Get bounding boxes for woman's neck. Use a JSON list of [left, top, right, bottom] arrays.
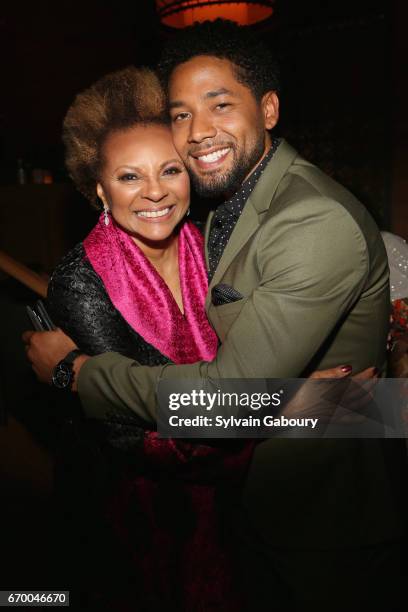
[[132, 233, 178, 269]]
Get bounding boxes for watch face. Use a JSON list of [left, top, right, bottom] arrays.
[[52, 362, 72, 389]]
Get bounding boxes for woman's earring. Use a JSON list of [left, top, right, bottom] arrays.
[[186, 208, 190, 217], [103, 204, 110, 226]]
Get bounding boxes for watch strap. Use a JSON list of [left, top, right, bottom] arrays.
[[52, 349, 83, 390], [62, 349, 83, 365]]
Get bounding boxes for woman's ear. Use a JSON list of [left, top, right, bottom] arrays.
[[96, 183, 108, 208], [262, 91, 279, 131]]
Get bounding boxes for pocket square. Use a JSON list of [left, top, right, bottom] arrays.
[[211, 284, 244, 306]]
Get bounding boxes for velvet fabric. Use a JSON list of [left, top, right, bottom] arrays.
[[83, 215, 218, 364]]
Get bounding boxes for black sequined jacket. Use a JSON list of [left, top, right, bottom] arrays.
[[47, 240, 178, 461], [47, 242, 171, 367]]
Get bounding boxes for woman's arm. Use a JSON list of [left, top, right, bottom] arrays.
[[47, 243, 140, 358]]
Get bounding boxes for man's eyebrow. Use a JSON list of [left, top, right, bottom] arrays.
[[204, 87, 233, 99], [169, 88, 234, 110]]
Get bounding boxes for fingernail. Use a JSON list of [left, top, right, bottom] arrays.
[[340, 365, 352, 373]]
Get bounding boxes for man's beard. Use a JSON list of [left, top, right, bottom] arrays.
[[187, 135, 266, 199]]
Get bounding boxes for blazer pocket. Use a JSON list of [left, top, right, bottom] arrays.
[[213, 297, 247, 328], [209, 298, 247, 343], [211, 283, 244, 306]]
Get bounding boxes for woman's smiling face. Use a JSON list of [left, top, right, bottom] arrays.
[[97, 123, 190, 246]]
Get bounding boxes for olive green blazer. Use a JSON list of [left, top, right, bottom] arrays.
[[78, 140, 406, 547]]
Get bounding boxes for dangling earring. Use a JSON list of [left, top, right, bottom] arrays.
[[186, 208, 190, 217], [103, 204, 110, 226]]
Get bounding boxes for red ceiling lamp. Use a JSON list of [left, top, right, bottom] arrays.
[[156, 1, 275, 28]]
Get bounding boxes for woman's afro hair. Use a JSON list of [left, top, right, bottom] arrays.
[[63, 66, 167, 206]]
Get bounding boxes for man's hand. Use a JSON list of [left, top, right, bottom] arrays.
[[22, 328, 79, 385]]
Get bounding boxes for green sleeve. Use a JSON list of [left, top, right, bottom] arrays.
[[78, 197, 369, 423]]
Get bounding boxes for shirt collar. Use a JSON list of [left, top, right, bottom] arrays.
[[223, 137, 280, 215]]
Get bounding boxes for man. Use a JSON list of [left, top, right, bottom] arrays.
[[25, 20, 405, 611]]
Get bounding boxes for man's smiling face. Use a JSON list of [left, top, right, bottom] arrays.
[[168, 55, 278, 198]]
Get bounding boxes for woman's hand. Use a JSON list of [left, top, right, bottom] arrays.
[[22, 328, 78, 384], [282, 365, 378, 423], [309, 365, 378, 380]]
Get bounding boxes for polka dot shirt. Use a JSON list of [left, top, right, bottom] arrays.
[[207, 138, 280, 281]]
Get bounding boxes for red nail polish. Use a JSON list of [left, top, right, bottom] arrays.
[[340, 365, 352, 373]]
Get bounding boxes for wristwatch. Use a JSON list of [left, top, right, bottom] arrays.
[[52, 349, 83, 390]]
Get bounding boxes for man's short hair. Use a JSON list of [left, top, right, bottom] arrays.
[[157, 18, 281, 101]]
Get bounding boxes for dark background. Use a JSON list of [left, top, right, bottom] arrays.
[[0, 0, 407, 598], [0, 0, 407, 259]]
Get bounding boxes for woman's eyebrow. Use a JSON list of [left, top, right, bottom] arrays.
[[114, 165, 142, 172], [169, 99, 184, 110], [159, 158, 183, 170], [113, 160, 183, 173]]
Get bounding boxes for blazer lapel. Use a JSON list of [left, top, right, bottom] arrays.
[[205, 139, 299, 309], [204, 210, 214, 270], [248, 139, 299, 215]]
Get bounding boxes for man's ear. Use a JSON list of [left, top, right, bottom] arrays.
[[261, 91, 279, 130], [96, 183, 108, 208]]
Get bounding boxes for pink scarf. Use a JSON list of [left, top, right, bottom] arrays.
[[83, 215, 218, 364]]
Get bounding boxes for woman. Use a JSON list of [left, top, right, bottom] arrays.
[[48, 66, 250, 612], [47, 67, 367, 610]]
